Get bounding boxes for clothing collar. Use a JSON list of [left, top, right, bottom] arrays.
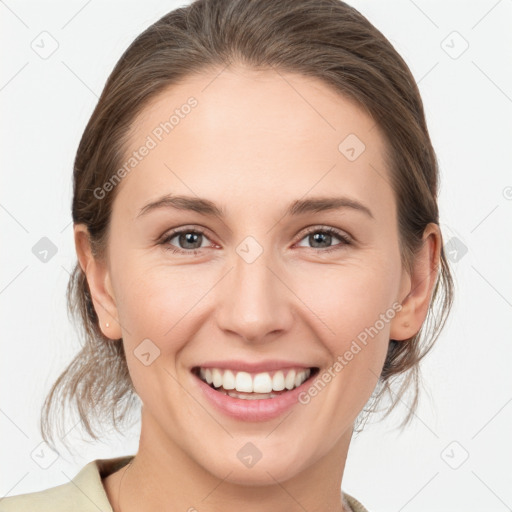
[[71, 455, 134, 512]]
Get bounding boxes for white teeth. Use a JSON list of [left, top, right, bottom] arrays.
[[225, 390, 278, 400], [285, 369, 296, 390], [202, 368, 213, 384], [253, 372, 273, 393], [198, 367, 312, 393], [222, 370, 236, 390], [272, 371, 286, 391], [294, 371, 305, 388], [235, 371, 253, 392], [212, 368, 223, 388]]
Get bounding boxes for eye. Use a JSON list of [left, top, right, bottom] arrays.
[[295, 226, 352, 253], [159, 225, 352, 256], [160, 227, 214, 255]]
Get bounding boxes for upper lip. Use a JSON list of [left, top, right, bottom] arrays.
[[192, 360, 318, 373]]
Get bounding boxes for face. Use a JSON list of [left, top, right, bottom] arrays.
[[84, 66, 417, 484]]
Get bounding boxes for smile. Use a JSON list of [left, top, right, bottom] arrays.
[[192, 366, 319, 399]]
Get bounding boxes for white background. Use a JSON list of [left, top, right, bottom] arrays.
[[1, 1, 511, 510]]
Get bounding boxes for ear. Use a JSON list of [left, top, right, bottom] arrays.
[[74, 224, 122, 340], [390, 222, 441, 341]]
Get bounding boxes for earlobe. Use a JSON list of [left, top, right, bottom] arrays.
[[73, 224, 122, 340], [389, 223, 441, 342]]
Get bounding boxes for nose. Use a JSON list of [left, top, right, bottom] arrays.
[[214, 245, 295, 344]]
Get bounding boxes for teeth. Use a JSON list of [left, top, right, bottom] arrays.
[[203, 368, 213, 385], [212, 368, 223, 388], [222, 369, 235, 390], [294, 371, 305, 388], [236, 371, 253, 392], [253, 372, 272, 393], [272, 371, 286, 391], [285, 370, 296, 390], [224, 390, 279, 400], [198, 367, 312, 393]]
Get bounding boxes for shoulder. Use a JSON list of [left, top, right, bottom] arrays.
[[0, 456, 133, 512], [0, 479, 86, 511]]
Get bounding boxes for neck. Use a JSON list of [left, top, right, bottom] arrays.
[[109, 409, 353, 512]]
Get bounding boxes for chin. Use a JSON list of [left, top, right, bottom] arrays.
[[199, 450, 309, 487]]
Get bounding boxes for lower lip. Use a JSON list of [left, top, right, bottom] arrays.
[[192, 370, 317, 422]]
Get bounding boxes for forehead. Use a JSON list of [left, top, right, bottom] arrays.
[[114, 66, 393, 219]]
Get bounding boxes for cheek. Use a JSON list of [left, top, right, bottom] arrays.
[[294, 256, 400, 340], [113, 263, 204, 398], [113, 256, 212, 345]]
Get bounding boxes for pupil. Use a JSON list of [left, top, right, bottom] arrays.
[[311, 232, 331, 248], [180, 232, 201, 249]]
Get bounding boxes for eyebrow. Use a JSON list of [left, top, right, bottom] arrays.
[[136, 194, 374, 220]]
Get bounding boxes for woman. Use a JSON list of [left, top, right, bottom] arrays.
[[1, 0, 453, 511]]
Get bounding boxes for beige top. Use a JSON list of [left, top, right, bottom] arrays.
[[0, 455, 369, 512]]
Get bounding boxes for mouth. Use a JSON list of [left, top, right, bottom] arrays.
[[191, 366, 320, 400]]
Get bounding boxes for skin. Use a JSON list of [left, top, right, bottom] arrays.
[[75, 65, 441, 512]]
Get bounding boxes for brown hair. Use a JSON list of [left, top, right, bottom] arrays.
[[41, 0, 454, 451]]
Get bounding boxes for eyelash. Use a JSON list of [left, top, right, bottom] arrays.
[[159, 226, 352, 256]]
